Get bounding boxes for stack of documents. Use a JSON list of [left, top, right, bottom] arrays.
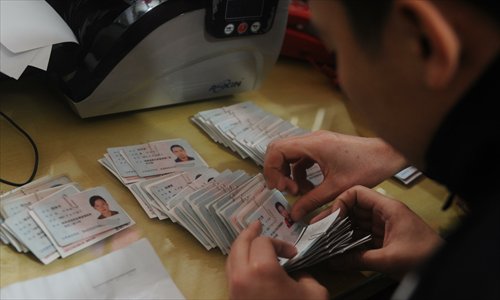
[[191, 102, 301, 166], [0, 1, 78, 79], [191, 102, 323, 183], [98, 138, 211, 220], [0, 238, 185, 300], [0, 175, 134, 264], [280, 209, 371, 272], [98, 138, 209, 185], [99, 138, 370, 269]]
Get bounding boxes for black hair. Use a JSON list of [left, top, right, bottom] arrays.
[[340, 0, 499, 50], [170, 144, 184, 152], [275, 202, 286, 211], [340, 0, 392, 51], [461, 0, 500, 26], [89, 195, 106, 207]]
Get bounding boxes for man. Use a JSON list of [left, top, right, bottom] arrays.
[[275, 201, 294, 228], [170, 144, 195, 163], [226, 0, 499, 299]]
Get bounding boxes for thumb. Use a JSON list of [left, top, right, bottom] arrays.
[[270, 238, 298, 259], [357, 248, 388, 271]]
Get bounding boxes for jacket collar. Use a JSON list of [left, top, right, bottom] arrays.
[[424, 55, 500, 208]]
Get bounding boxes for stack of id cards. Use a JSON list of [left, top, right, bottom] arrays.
[[191, 102, 324, 185], [280, 209, 371, 272], [0, 175, 134, 265], [98, 138, 211, 220], [98, 138, 370, 269]]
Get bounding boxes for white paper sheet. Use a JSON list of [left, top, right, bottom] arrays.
[[0, 238, 185, 300], [29, 45, 52, 70], [0, 44, 38, 79], [0, 0, 77, 53], [0, 0, 77, 79]]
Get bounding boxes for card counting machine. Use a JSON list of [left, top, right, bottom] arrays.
[[46, 0, 289, 118]]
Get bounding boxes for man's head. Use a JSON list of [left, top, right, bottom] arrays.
[[309, 0, 500, 168], [275, 202, 291, 219], [170, 144, 188, 161]]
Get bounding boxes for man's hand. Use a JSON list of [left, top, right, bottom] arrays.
[[311, 186, 444, 279], [264, 130, 407, 220], [226, 221, 329, 300]]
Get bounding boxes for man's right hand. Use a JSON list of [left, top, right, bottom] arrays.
[[311, 185, 444, 279], [264, 130, 407, 220]]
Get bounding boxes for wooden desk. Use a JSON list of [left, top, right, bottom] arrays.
[[0, 58, 463, 299]]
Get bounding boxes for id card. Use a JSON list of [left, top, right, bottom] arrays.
[[3, 211, 60, 264], [30, 187, 130, 246], [244, 191, 305, 244]]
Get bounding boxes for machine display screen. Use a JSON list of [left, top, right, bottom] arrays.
[[225, 0, 264, 20], [206, 0, 278, 38]]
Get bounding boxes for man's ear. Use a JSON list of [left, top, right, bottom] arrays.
[[397, 0, 460, 89]]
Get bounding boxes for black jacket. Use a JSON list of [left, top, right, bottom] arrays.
[[401, 55, 500, 299]]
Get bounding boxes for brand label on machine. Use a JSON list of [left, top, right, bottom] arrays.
[[208, 79, 243, 93]]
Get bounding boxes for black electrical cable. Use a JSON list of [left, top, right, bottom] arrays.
[[0, 111, 39, 187]]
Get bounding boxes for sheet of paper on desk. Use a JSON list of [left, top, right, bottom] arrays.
[[0, 0, 78, 79], [0, 238, 185, 300]]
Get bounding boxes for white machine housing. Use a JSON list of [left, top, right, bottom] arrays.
[[64, 1, 289, 118]]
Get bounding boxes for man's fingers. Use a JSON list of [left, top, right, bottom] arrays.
[[291, 158, 316, 194], [263, 160, 290, 190], [327, 249, 370, 270], [249, 236, 297, 264], [328, 248, 387, 272], [263, 137, 313, 190], [291, 183, 337, 220], [332, 185, 390, 214], [309, 208, 333, 223], [277, 176, 300, 195], [227, 221, 262, 273], [229, 221, 297, 276]]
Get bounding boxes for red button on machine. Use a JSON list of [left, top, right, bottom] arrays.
[[237, 22, 248, 34]]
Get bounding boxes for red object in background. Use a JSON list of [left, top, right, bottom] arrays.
[[280, 0, 339, 87]]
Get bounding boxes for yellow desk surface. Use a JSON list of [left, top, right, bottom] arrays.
[[0, 58, 463, 299]]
